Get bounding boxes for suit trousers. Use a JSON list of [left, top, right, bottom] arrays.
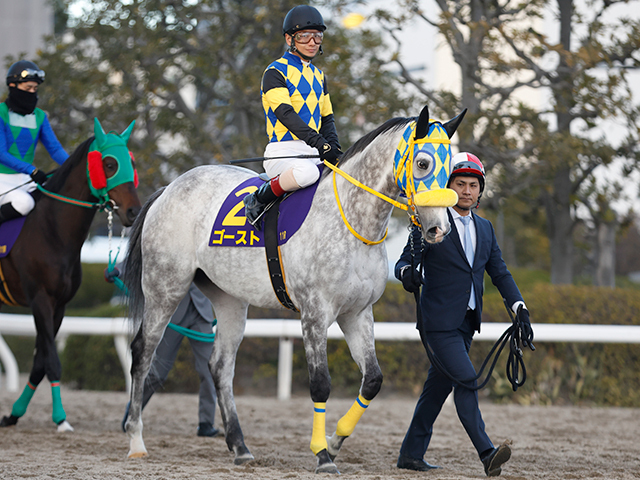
[[142, 300, 216, 425], [400, 312, 493, 460]]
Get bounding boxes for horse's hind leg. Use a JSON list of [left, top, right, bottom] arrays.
[[327, 308, 383, 460], [203, 286, 254, 465], [1, 301, 73, 432], [126, 291, 184, 458]]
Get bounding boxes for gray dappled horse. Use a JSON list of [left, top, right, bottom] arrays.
[[123, 105, 465, 473]]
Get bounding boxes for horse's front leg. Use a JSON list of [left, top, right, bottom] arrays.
[[327, 308, 383, 460], [301, 316, 337, 474]]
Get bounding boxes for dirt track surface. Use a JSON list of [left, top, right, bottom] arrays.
[[1, 382, 639, 479]]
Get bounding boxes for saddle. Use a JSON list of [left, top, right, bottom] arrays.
[[209, 168, 324, 311], [0, 217, 26, 258]]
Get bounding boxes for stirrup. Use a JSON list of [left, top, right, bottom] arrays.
[[247, 199, 278, 230]]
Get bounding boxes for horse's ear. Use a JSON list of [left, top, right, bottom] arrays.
[[414, 105, 430, 140], [94, 118, 107, 148], [120, 120, 135, 144], [442, 108, 468, 138]]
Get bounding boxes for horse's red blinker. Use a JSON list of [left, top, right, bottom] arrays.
[[87, 151, 107, 190]]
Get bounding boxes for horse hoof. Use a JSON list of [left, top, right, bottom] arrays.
[[56, 420, 74, 433], [128, 451, 148, 459], [0, 415, 18, 427], [233, 451, 255, 465], [316, 449, 340, 474]]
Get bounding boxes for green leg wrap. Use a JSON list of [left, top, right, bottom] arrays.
[[51, 382, 66, 425], [10, 381, 37, 418]]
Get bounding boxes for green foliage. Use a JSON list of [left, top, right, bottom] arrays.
[[61, 334, 126, 391], [28, 0, 411, 201]]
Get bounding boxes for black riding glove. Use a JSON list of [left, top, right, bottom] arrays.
[[319, 143, 342, 166], [104, 266, 121, 283], [30, 168, 48, 186], [517, 306, 535, 351], [400, 265, 421, 294]]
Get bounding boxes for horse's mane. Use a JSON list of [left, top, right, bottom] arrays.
[[36, 136, 95, 195], [340, 117, 412, 163]]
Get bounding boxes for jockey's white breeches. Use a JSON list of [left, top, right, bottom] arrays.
[[263, 140, 322, 189], [0, 173, 36, 215]]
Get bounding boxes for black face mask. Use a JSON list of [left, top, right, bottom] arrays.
[[5, 86, 38, 115]]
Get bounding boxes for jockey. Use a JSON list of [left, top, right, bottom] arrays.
[[0, 60, 68, 222], [243, 4, 342, 229]]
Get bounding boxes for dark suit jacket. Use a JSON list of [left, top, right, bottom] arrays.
[[395, 210, 522, 333]]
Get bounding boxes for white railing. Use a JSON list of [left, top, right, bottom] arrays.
[[1, 313, 640, 400]]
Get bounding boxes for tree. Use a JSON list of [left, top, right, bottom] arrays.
[[30, 0, 411, 196], [372, 0, 640, 284]]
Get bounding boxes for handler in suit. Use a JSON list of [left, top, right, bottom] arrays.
[[394, 153, 533, 477], [108, 265, 220, 438]]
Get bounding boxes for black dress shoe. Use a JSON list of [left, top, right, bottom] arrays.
[[197, 422, 221, 437], [482, 443, 511, 477], [397, 453, 441, 471]]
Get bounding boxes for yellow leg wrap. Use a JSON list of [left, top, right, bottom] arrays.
[[336, 394, 371, 437], [310, 402, 328, 455]]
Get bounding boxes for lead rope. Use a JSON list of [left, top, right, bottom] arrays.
[[105, 210, 128, 293]]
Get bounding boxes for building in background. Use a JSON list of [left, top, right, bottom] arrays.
[[0, 0, 54, 71]]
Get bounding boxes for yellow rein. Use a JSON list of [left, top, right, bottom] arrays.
[[323, 160, 408, 246]]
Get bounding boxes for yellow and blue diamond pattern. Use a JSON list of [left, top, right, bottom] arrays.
[[262, 52, 333, 143], [393, 121, 452, 196]]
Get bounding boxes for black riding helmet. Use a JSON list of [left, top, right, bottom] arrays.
[[282, 5, 326, 36], [6, 60, 45, 85]]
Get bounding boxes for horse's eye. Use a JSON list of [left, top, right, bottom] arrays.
[[417, 159, 429, 170]]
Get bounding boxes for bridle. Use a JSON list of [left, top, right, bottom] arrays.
[[323, 120, 458, 245]]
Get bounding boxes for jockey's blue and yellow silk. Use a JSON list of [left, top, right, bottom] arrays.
[[262, 51, 333, 143]]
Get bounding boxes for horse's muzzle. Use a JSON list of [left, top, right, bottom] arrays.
[[125, 206, 141, 226]]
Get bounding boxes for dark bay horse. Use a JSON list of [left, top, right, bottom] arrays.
[[0, 119, 141, 432], [122, 105, 465, 472]]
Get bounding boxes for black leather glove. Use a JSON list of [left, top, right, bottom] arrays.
[[30, 168, 48, 186], [319, 143, 342, 165], [104, 266, 121, 283], [517, 306, 535, 351], [400, 265, 421, 294]]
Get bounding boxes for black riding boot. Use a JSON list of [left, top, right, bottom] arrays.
[[0, 204, 23, 224], [243, 180, 283, 230]]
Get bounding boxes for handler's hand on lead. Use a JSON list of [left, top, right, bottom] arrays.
[[104, 266, 121, 283], [400, 265, 421, 294], [517, 306, 535, 351]]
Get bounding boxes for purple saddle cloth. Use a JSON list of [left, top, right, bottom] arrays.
[[0, 217, 26, 258], [209, 169, 322, 248]]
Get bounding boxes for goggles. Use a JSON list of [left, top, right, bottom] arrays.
[[18, 69, 46, 81], [294, 32, 323, 44]]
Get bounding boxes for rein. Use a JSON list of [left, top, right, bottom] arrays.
[[323, 160, 411, 245], [36, 184, 117, 211]]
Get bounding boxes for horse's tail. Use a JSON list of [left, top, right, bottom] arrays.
[[123, 187, 166, 332]]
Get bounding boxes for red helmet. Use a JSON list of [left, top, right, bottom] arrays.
[[447, 152, 485, 194]]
